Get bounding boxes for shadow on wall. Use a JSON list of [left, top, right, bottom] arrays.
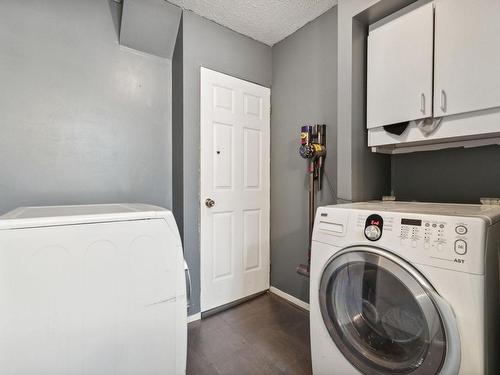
[[107, 0, 122, 40], [271, 228, 311, 303], [392, 145, 500, 203], [270, 5, 338, 304]]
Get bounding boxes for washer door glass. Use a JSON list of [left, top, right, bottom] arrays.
[[319, 249, 447, 375]]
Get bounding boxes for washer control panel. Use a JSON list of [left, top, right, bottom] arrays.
[[351, 211, 487, 274], [420, 220, 448, 252]]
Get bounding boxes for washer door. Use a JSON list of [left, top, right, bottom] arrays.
[[319, 247, 459, 375]]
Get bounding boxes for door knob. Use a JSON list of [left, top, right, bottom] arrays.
[[205, 198, 215, 208]]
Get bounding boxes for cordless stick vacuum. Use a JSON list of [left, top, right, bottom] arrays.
[[297, 125, 326, 278]]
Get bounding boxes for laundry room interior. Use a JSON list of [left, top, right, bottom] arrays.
[[0, 0, 499, 374]]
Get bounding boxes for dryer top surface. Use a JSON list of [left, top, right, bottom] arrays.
[[0, 203, 173, 229]]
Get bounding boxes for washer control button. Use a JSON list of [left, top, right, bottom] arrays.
[[454, 240, 467, 255], [365, 214, 383, 241], [455, 225, 467, 235], [365, 225, 382, 241]]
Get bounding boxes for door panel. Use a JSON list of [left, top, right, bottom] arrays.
[[243, 128, 261, 189], [244, 93, 262, 118], [367, 2, 434, 128], [213, 85, 234, 112], [213, 122, 234, 189], [200, 68, 270, 312], [243, 209, 262, 272], [212, 212, 234, 279], [434, 0, 500, 117]]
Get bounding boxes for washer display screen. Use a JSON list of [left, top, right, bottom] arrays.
[[401, 218, 422, 226]]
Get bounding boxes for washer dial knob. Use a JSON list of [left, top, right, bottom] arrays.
[[364, 214, 384, 241], [365, 225, 382, 241]]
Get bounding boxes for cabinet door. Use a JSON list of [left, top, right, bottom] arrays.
[[367, 2, 434, 129], [434, 0, 500, 117]]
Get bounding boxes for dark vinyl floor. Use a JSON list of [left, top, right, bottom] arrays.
[[187, 293, 312, 375]]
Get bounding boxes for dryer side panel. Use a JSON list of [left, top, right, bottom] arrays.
[[0, 218, 186, 375]]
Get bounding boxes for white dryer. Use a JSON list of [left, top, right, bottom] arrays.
[[310, 201, 500, 375], [0, 203, 188, 374]]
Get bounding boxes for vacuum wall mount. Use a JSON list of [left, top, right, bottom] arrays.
[[297, 124, 326, 278]]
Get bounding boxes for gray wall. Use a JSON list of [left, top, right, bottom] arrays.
[[120, 0, 182, 59], [392, 146, 500, 203], [0, 0, 173, 214], [174, 11, 272, 315], [338, 0, 379, 202], [336, 0, 500, 204], [337, 0, 420, 202], [270, 7, 338, 303], [172, 16, 184, 233]]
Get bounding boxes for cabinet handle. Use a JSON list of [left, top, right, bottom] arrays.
[[440, 90, 447, 112], [420, 93, 425, 113]]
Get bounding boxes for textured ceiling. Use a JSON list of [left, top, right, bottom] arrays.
[[168, 0, 338, 46]]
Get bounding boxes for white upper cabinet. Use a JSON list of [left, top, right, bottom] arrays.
[[434, 0, 500, 117], [367, 2, 434, 129]]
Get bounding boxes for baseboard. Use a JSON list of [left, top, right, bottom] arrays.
[[269, 286, 309, 311], [187, 312, 201, 323], [201, 290, 267, 319]]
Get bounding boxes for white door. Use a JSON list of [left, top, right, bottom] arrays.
[[434, 0, 500, 117], [367, 2, 434, 128], [200, 67, 270, 312]]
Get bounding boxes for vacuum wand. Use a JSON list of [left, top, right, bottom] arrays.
[[297, 125, 326, 278], [309, 160, 315, 245]]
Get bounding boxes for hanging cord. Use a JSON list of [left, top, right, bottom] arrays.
[[321, 169, 337, 202], [323, 170, 337, 203], [298, 168, 337, 277]]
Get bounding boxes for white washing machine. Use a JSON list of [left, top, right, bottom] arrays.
[[310, 201, 500, 375], [0, 203, 188, 374]]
